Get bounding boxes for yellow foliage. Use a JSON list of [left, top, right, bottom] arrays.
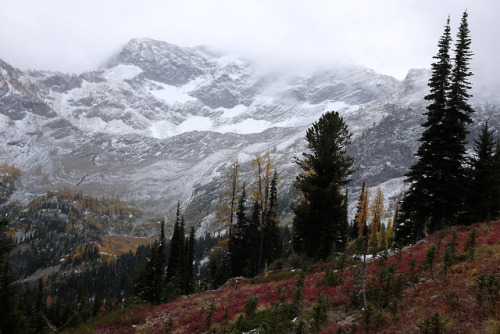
[[214, 156, 240, 232], [46, 295, 53, 308], [369, 186, 386, 248], [7, 228, 16, 243], [211, 238, 230, 255], [0, 163, 21, 179], [303, 167, 317, 178]]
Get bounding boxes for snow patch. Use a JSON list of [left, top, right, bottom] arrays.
[[150, 114, 274, 138], [77, 117, 142, 136], [180, 116, 213, 132], [217, 118, 270, 134], [219, 104, 247, 118], [325, 101, 350, 112], [150, 82, 196, 104], [104, 64, 142, 81]]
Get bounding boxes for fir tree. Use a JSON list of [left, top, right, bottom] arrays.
[[423, 244, 439, 281], [443, 9, 475, 222], [354, 179, 370, 239], [184, 226, 196, 294], [262, 170, 281, 266], [396, 12, 474, 243], [467, 122, 500, 223], [246, 201, 262, 277], [495, 142, 500, 218], [398, 17, 452, 243], [130, 221, 165, 304], [230, 185, 249, 277], [0, 218, 25, 333], [166, 203, 185, 284], [292, 110, 354, 258]]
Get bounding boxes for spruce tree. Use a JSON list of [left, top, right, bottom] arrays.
[[467, 122, 499, 222], [292, 110, 354, 258]]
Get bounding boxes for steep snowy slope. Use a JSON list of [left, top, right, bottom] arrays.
[[0, 38, 498, 235]]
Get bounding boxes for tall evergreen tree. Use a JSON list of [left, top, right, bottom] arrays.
[[396, 12, 473, 243], [495, 142, 500, 217], [262, 170, 281, 266], [467, 122, 500, 222], [230, 185, 249, 277], [33, 279, 47, 333], [354, 179, 370, 239], [166, 203, 185, 284], [246, 200, 262, 277], [0, 218, 26, 333], [184, 226, 195, 294], [397, 17, 452, 243], [130, 220, 165, 304], [443, 9, 475, 221], [292, 110, 354, 258]]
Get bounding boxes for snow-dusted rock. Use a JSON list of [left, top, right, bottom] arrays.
[[0, 38, 498, 236]]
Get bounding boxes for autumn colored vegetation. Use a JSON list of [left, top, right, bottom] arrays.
[[68, 220, 500, 333], [98, 236, 155, 257]]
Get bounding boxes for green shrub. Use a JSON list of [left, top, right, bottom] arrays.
[[476, 274, 500, 314], [416, 312, 452, 333], [245, 297, 258, 316]]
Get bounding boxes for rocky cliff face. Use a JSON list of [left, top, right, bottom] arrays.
[[0, 38, 498, 235]]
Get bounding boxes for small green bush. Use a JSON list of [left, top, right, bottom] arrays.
[[245, 297, 258, 316], [416, 312, 452, 333]]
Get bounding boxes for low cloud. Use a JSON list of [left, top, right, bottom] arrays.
[[0, 0, 498, 82]]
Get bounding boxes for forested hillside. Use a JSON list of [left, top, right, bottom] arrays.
[[69, 221, 500, 333]]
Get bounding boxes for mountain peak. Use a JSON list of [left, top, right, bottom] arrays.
[[106, 38, 209, 86]]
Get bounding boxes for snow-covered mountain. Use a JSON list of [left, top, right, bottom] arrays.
[[1, 38, 498, 235]]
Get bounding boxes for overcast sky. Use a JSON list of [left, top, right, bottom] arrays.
[[0, 0, 498, 81]]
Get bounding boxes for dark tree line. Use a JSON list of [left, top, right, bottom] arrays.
[[465, 122, 500, 223], [229, 174, 281, 278], [203, 164, 284, 289], [131, 204, 196, 304]]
